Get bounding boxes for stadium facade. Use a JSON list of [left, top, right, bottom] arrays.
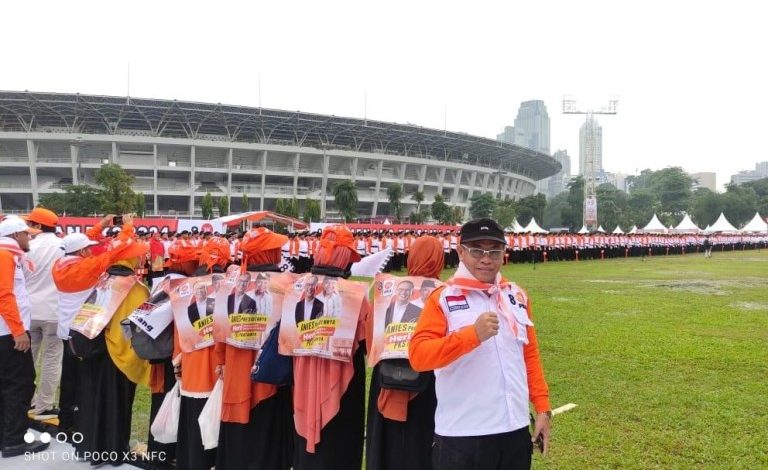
[[0, 91, 560, 219]]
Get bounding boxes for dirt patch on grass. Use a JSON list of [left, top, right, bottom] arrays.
[[583, 279, 627, 284], [732, 301, 768, 311], [642, 280, 727, 295]]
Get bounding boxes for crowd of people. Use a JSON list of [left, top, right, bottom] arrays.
[[2, 207, 765, 469]]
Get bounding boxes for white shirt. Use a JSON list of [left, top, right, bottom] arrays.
[[303, 298, 316, 322], [320, 292, 342, 318], [253, 292, 272, 316], [24, 233, 64, 322], [390, 302, 408, 324], [0, 239, 31, 336]]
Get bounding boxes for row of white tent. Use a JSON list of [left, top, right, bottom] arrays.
[[505, 212, 768, 234]]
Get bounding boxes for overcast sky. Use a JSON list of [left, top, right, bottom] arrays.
[[3, 0, 765, 191]]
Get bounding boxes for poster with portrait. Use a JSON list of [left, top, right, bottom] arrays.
[[170, 273, 223, 352], [212, 265, 286, 349], [70, 273, 137, 339], [128, 273, 183, 339], [277, 273, 368, 362], [368, 274, 442, 366]]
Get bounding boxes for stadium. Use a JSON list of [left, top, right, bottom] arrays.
[[0, 91, 560, 219]]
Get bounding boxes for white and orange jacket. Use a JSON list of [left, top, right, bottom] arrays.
[[0, 238, 31, 337], [410, 279, 550, 437]]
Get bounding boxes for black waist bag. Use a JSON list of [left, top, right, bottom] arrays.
[[379, 359, 428, 392], [68, 329, 106, 359], [129, 323, 173, 361], [251, 321, 293, 386]]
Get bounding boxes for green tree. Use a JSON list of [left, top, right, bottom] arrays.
[[332, 180, 358, 222], [514, 193, 546, 227], [596, 184, 629, 232], [450, 206, 465, 224], [543, 192, 569, 229], [689, 188, 722, 227], [38, 185, 104, 216], [561, 176, 584, 231], [411, 191, 425, 213], [287, 198, 300, 219], [275, 198, 286, 216], [134, 192, 146, 217], [201, 192, 214, 219], [431, 194, 451, 224], [218, 195, 229, 217], [387, 184, 403, 222], [722, 183, 758, 227], [469, 192, 497, 219], [95, 163, 135, 214], [492, 198, 516, 230], [241, 193, 250, 212], [627, 190, 658, 229], [303, 199, 321, 223]]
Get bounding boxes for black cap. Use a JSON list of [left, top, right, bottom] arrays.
[[459, 218, 506, 244]]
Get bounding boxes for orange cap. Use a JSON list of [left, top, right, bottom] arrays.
[[24, 207, 59, 227], [239, 227, 288, 255]]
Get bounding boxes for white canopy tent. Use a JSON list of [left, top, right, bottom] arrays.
[[740, 212, 768, 232], [523, 217, 548, 233], [578, 225, 589, 234], [596, 225, 606, 233], [612, 225, 624, 234], [507, 218, 524, 233], [641, 214, 667, 233], [629, 225, 638, 234], [705, 213, 739, 233], [673, 214, 702, 233]]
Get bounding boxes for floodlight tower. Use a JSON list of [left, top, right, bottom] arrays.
[[562, 96, 618, 230]]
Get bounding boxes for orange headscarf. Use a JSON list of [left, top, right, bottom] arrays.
[[198, 236, 232, 270], [406, 236, 445, 279], [239, 227, 288, 266], [313, 225, 361, 268]]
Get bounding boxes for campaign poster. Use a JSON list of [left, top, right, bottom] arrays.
[[71, 273, 137, 339], [128, 274, 182, 339], [368, 274, 442, 366], [170, 274, 222, 352], [212, 266, 285, 349], [278, 273, 368, 362]]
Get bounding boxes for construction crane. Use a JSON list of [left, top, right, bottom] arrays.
[[563, 96, 618, 231]]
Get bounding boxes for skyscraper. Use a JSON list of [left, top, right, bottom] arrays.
[[548, 150, 572, 196], [579, 116, 603, 177], [496, 126, 515, 144], [512, 100, 550, 195]]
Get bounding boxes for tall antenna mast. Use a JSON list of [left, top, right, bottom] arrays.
[[563, 96, 618, 231]]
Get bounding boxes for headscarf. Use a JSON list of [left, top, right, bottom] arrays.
[[239, 227, 288, 266], [198, 236, 232, 271], [313, 225, 361, 269], [406, 236, 444, 279]]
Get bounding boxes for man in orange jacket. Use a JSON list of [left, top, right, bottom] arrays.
[[0, 216, 49, 458], [409, 218, 552, 470]]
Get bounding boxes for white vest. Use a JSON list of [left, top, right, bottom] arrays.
[[433, 285, 532, 437], [0, 252, 31, 336], [55, 255, 95, 340]]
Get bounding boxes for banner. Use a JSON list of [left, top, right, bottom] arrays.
[[212, 266, 286, 349], [71, 273, 136, 339], [53, 217, 224, 235], [128, 273, 182, 339], [584, 196, 598, 225], [368, 274, 442, 366], [170, 274, 223, 352], [278, 273, 368, 362]]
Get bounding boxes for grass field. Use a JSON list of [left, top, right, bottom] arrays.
[[130, 249, 768, 469]]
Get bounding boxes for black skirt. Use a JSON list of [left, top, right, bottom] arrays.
[[365, 364, 436, 470], [77, 352, 137, 466], [293, 345, 366, 470], [215, 385, 294, 470], [177, 396, 217, 470]]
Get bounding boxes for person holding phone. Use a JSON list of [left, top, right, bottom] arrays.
[[410, 218, 552, 470]]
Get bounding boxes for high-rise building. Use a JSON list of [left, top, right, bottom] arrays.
[[579, 116, 603, 177], [730, 162, 768, 186], [690, 172, 716, 192], [512, 100, 550, 195], [548, 150, 571, 197], [496, 126, 515, 144], [605, 171, 629, 192]]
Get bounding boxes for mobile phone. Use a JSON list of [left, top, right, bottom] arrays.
[[113, 216, 123, 226]]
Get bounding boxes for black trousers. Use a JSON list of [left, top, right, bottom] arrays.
[[432, 427, 532, 470], [58, 339, 79, 433], [0, 333, 36, 448]]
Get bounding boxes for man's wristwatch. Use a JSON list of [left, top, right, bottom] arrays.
[[542, 410, 553, 418]]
